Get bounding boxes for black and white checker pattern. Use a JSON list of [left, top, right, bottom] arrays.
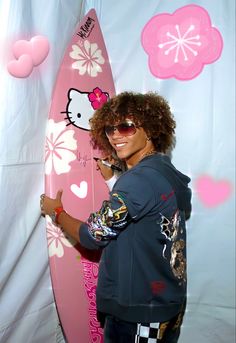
[[135, 322, 165, 342]]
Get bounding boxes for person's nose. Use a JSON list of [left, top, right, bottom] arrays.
[[110, 127, 123, 139]]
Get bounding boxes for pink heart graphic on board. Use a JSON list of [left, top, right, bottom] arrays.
[[13, 35, 49, 66], [70, 182, 88, 199], [195, 175, 232, 207], [7, 54, 34, 78]]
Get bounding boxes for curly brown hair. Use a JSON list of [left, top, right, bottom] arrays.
[[89, 91, 176, 155]]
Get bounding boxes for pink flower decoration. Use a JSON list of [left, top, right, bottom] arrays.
[[88, 87, 109, 109], [141, 5, 223, 80]]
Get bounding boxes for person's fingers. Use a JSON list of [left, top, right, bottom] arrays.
[[40, 194, 45, 211], [56, 189, 63, 201], [97, 160, 103, 168], [102, 155, 115, 164]]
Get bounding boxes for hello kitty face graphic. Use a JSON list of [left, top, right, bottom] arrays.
[[62, 87, 109, 130]]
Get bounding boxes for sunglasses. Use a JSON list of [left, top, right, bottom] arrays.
[[104, 121, 137, 137]]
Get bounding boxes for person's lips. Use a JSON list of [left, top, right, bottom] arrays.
[[113, 142, 126, 150]]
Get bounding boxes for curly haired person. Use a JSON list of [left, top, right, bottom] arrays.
[[41, 91, 192, 343]]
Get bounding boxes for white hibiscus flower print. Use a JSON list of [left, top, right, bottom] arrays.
[[45, 119, 77, 175], [69, 40, 105, 77], [46, 218, 76, 258]]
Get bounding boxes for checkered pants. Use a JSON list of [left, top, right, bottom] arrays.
[[103, 310, 184, 343], [135, 321, 175, 342]]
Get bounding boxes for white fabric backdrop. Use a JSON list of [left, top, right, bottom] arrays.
[[0, 0, 235, 342]]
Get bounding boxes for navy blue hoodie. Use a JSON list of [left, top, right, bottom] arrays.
[[80, 153, 192, 323]]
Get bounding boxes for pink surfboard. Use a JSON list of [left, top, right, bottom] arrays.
[[44, 9, 115, 343]]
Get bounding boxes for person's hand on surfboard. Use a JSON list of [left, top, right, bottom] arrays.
[[40, 190, 63, 217]]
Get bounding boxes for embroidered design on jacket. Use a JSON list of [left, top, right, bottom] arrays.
[[159, 211, 186, 282], [86, 193, 130, 241], [160, 211, 180, 241], [170, 239, 186, 282]]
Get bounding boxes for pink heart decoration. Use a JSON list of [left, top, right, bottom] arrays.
[[195, 175, 232, 208], [13, 35, 50, 66], [7, 54, 34, 78]]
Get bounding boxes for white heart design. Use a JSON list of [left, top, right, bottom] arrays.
[[70, 182, 88, 199]]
